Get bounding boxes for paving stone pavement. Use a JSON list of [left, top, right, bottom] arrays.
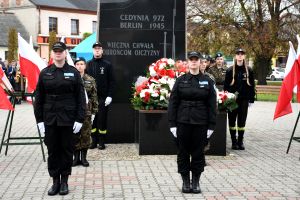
[[0, 101, 299, 200]]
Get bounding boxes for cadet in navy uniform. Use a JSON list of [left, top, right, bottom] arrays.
[[168, 51, 216, 194], [86, 42, 115, 150], [34, 42, 86, 196], [224, 48, 255, 150]]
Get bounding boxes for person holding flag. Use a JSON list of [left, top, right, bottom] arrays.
[[34, 42, 86, 196], [224, 48, 255, 150]]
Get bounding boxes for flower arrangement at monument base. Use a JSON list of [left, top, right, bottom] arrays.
[[217, 91, 238, 112], [131, 58, 187, 110]]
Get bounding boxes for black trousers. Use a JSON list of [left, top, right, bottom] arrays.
[[228, 99, 249, 129], [177, 123, 207, 174], [92, 98, 109, 132], [44, 125, 74, 177]]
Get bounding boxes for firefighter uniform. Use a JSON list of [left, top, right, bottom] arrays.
[[34, 62, 86, 191], [73, 73, 98, 167], [224, 61, 255, 150], [86, 54, 115, 149], [168, 72, 216, 180]]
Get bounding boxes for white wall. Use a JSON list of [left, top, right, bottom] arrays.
[[0, 47, 8, 60], [40, 10, 97, 37]]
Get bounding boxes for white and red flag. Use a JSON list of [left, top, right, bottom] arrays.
[[274, 41, 300, 120], [0, 68, 14, 110], [18, 33, 47, 93]]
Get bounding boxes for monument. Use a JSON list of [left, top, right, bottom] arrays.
[[99, 0, 186, 142]]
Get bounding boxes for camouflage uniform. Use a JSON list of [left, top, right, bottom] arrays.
[[75, 74, 98, 150], [207, 64, 227, 91]]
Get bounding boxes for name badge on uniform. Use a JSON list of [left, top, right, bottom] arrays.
[[199, 81, 208, 87], [100, 67, 104, 74], [64, 73, 74, 77]]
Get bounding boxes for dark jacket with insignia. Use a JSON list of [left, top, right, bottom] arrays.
[[168, 73, 217, 130], [34, 63, 86, 126], [86, 57, 115, 99], [224, 65, 255, 103]]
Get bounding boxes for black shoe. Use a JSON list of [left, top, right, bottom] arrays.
[[48, 177, 60, 196], [81, 149, 89, 167], [59, 175, 69, 195], [238, 136, 245, 150], [90, 134, 98, 149], [181, 173, 191, 193], [232, 143, 239, 150], [98, 135, 106, 150], [191, 173, 201, 194], [72, 150, 81, 166]]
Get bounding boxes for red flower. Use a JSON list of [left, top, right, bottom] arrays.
[[144, 92, 150, 103]]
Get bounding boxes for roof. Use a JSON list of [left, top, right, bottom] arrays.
[[29, 0, 98, 12], [0, 13, 29, 46]]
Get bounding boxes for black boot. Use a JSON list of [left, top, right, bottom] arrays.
[[230, 130, 238, 150], [90, 134, 98, 149], [48, 176, 60, 196], [59, 175, 69, 195], [191, 173, 201, 194], [81, 149, 89, 167], [238, 131, 245, 150], [181, 173, 191, 193], [98, 134, 106, 150], [72, 150, 81, 166]]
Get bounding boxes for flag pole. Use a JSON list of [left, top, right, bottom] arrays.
[[286, 111, 300, 153], [96, 0, 100, 41]]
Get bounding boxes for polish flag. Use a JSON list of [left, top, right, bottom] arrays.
[[274, 41, 300, 120], [0, 68, 14, 110], [0, 67, 14, 92], [18, 33, 47, 93]]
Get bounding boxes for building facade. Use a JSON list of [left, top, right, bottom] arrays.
[[0, 0, 97, 60]]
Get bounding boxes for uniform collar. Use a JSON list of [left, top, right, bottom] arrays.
[[49, 62, 69, 72], [186, 72, 202, 80]]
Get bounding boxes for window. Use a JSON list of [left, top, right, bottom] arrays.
[[71, 19, 79, 35], [92, 21, 97, 33], [49, 17, 57, 33]]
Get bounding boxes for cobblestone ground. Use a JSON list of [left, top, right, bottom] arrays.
[[0, 101, 299, 200]]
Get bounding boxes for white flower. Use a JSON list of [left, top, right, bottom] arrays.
[[135, 76, 148, 88], [158, 76, 167, 84], [227, 93, 235, 99], [159, 62, 166, 70], [140, 89, 150, 98], [151, 92, 159, 97], [167, 58, 175, 65], [160, 95, 166, 101], [218, 99, 222, 104], [160, 88, 168, 95], [167, 78, 175, 90], [149, 66, 157, 77]]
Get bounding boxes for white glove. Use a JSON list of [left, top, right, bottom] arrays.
[[91, 114, 95, 123], [207, 129, 214, 138], [105, 97, 112, 106], [73, 122, 83, 134], [248, 103, 254, 107], [37, 122, 45, 135], [170, 127, 177, 138]]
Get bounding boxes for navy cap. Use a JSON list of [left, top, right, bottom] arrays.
[[215, 52, 223, 59], [74, 57, 86, 65], [235, 48, 245, 54], [92, 42, 102, 48], [52, 42, 67, 51], [187, 51, 202, 59]]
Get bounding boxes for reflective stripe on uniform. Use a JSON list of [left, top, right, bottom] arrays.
[[91, 128, 97, 133], [237, 127, 245, 131], [229, 126, 236, 130], [99, 129, 107, 134]]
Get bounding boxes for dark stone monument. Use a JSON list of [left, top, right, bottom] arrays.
[[99, 0, 186, 143]]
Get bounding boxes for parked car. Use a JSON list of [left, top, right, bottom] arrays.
[[266, 67, 285, 81]]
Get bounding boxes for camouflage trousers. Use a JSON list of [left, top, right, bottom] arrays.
[[74, 115, 92, 150]]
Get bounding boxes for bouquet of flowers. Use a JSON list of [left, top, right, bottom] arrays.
[[131, 58, 187, 110], [217, 91, 238, 112]]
